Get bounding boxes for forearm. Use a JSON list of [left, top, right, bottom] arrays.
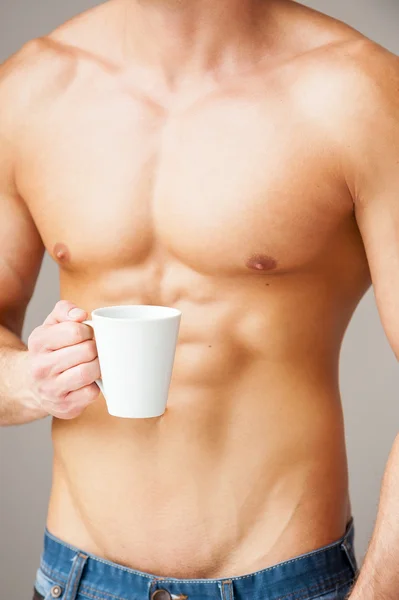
[[0, 325, 46, 426], [349, 537, 399, 600], [350, 436, 399, 600]]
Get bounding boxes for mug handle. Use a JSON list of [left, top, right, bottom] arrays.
[[83, 320, 105, 395]]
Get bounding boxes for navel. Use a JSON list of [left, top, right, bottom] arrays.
[[53, 242, 70, 263], [245, 253, 277, 272]]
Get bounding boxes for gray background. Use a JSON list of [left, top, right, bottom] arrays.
[[0, 0, 399, 597]]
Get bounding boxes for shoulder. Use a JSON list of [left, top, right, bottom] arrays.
[[290, 37, 399, 131], [286, 0, 399, 99], [274, 26, 399, 199], [308, 38, 399, 201], [278, 35, 398, 179], [0, 0, 114, 119], [0, 0, 120, 123], [328, 38, 399, 114], [0, 37, 77, 189], [327, 39, 399, 159], [0, 37, 79, 129]]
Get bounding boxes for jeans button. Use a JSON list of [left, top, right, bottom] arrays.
[[50, 585, 62, 598], [151, 590, 172, 600]]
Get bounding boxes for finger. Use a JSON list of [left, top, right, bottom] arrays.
[[41, 340, 98, 376], [55, 358, 101, 394], [50, 384, 100, 420], [31, 321, 94, 353], [44, 300, 87, 326], [64, 384, 100, 409]]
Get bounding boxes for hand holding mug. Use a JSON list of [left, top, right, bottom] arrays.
[[27, 300, 101, 420]]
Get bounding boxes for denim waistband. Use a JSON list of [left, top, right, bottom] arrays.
[[37, 520, 357, 600]]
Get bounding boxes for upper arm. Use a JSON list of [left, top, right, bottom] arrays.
[[0, 46, 45, 336], [344, 43, 399, 356], [0, 187, 45, 337]]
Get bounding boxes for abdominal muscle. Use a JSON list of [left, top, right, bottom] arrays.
[[46, 276, 351, 579]]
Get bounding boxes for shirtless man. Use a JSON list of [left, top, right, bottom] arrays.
[[0, 1, 398, 599]]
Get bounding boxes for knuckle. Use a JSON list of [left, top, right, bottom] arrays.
[[69, 322, 85, 345], [27, 330, 36, 348], [28, 329, 43, 352], [31, 360, 50, 381], [83, 340, 97, 361], [52, 386, 68, 402], [55, 300, 72, 311], [76, 363, 91, 387]]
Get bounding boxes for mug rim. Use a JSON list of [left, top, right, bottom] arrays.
[[91, 305, 181, 321]]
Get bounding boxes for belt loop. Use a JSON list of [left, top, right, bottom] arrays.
[[341, 539, 357, 577], [218, 579, 234, 600], [340, 519, 358, 577], [63, 552, 88, 600]]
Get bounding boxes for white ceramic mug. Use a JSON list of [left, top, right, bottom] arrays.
[[84, 305, 181, 418]]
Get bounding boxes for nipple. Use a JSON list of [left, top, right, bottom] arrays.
[[53, 242, 70, 263], [245, 253, 277, 271]]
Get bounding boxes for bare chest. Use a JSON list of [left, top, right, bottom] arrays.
[[17, 81, 352, 276]]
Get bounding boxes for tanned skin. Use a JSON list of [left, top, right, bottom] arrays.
[[0, 0, 398, 586]]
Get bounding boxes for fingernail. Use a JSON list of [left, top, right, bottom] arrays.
[[68, 308, 85, 319]]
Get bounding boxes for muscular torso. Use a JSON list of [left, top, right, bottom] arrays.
[[11, 1, 373, 578]]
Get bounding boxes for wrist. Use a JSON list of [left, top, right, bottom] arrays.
[[2, 348, 48, 425], [17, 349, 48, 419]]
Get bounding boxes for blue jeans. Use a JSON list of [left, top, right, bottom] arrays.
[[33, 521, 357, 600]]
